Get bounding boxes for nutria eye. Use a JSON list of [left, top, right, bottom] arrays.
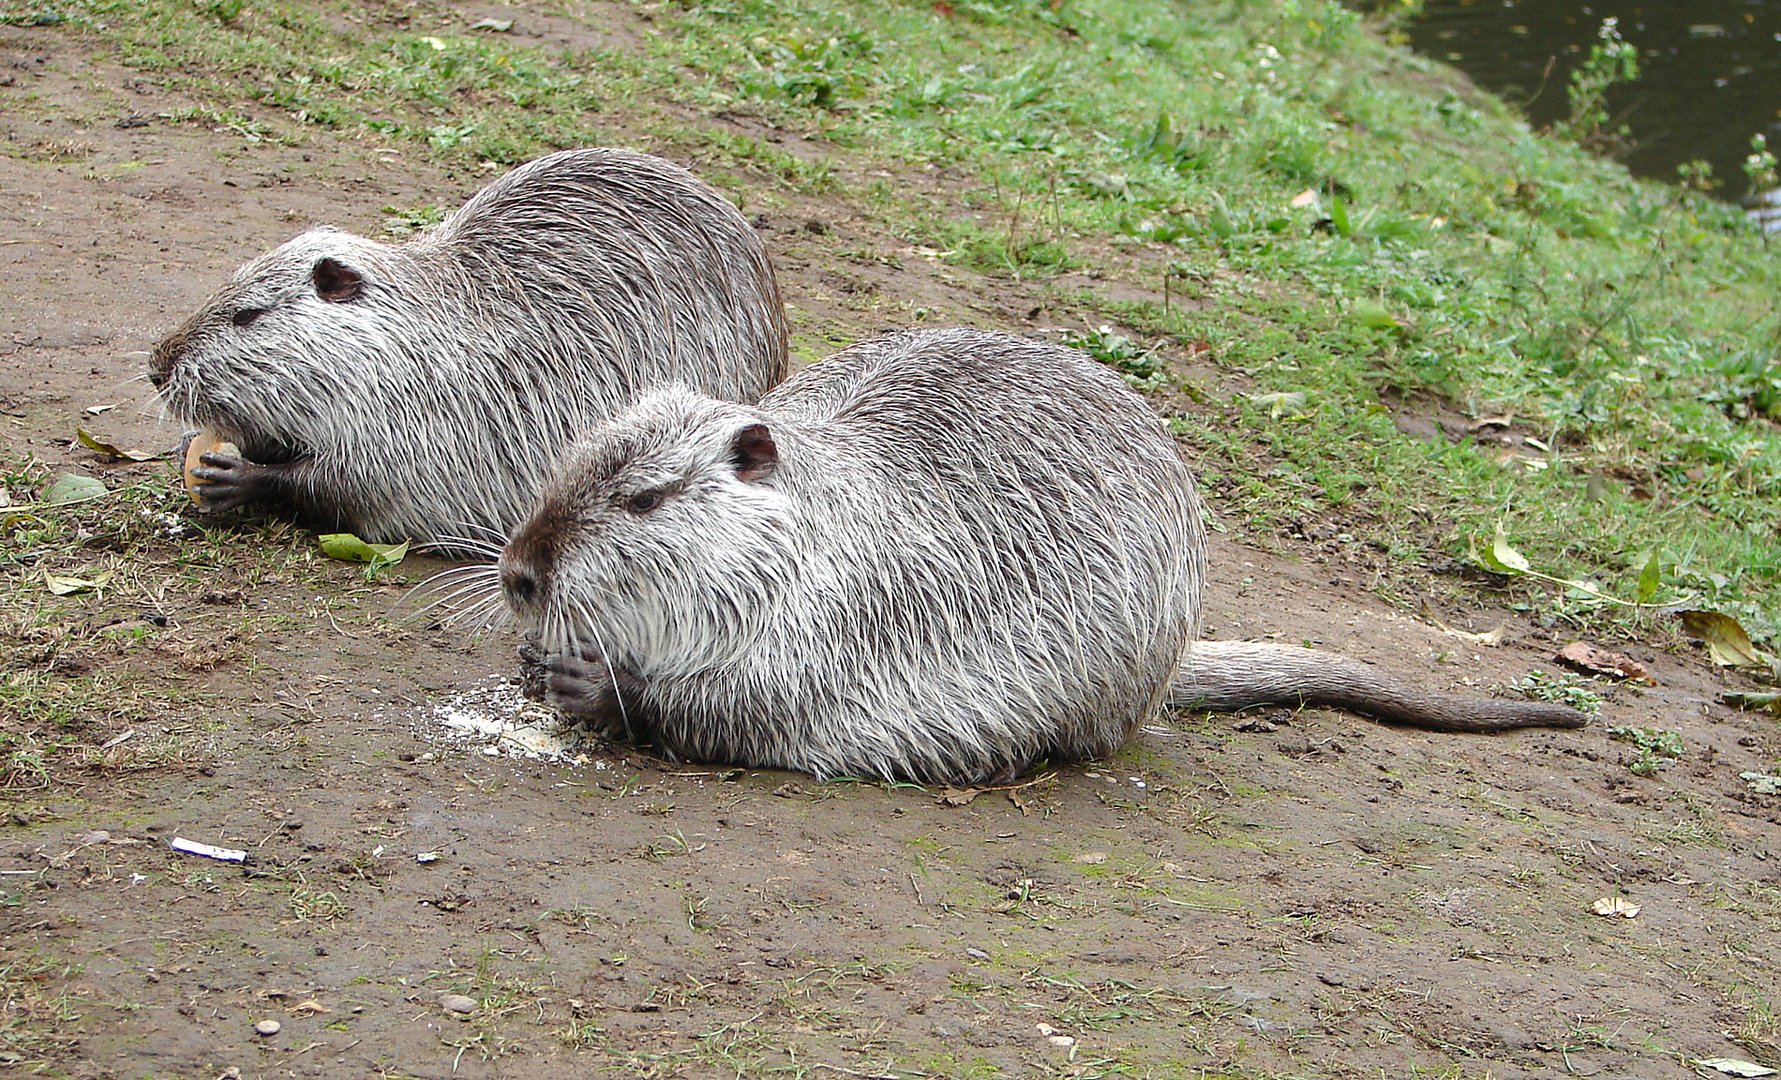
[[231, 307, 266, 328], [625, 490, 663, 515]]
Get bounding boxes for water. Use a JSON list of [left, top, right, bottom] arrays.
[[1405, 0, 1781, 214]]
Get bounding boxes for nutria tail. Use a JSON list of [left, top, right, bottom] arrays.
[[1171, 640, 1589, 733]]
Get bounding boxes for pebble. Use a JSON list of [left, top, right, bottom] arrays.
[[254, 1019, 281, 1037], [439, 993, 477, 1015]]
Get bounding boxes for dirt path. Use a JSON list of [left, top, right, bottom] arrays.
[[4, 22, 1778, 1080]]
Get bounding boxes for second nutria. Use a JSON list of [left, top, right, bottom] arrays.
[[496, 328, 1585, 784]]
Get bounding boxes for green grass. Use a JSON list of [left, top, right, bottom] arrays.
[[4, 0, 1778, 644]]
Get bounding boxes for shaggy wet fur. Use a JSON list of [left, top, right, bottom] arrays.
[[502, 328, 1203, 783], [493, 328, 1585, 784], [150, 147, 788, 545]]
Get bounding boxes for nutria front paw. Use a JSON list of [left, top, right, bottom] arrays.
[[188, 450, 275, 514], [517, 637, 549, 702], [545, 652, 643, 741]]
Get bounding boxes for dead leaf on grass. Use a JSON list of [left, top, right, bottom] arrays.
[[43, 568, 113, 596], [75, 425, 161, 462], [1694, 1058, 1778, 1078], [938, 786, 983, 807], [1555, 642, 1655, 684], [1724, 691, 1781, 716], [1590, 895, 1640, 918], [1289, 188, 1318, 208], [1678, 609, 1772, 671], [1420, 603, 1505, 646]]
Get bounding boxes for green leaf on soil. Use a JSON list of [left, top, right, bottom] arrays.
[[43, 473, 108, 505], [1678, 609, 1768, 669], [1739, 773, 1781, 796], [1479, 523, 1531, 575], [319, 533, 410, 570]]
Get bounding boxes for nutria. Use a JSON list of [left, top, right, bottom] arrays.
[[149, 147, 788, 546], [495, 328, 1586, 785]]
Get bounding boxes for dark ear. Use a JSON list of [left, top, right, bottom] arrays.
[[312, 257, 363, 303], [731, 423, 778, 483]]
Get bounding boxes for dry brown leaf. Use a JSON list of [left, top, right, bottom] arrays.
[[1555, 642, 1655, 684]]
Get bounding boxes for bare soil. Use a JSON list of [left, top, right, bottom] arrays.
[[4, 16, 1779, 1080]]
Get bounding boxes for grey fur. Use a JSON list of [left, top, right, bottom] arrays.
[[495, 327, 1584, 785], [150, 147, 788, 545]]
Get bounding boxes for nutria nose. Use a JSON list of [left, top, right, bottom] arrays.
[[500, 566, 541, 606], [148, 332, 184, 388]]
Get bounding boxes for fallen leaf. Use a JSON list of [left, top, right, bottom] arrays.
[[938, 787, 984, 807], [288, 999, 332, 1016], [1246, 390, 1308, 418], [1352, 300, 1405, 335], [43, 569, 112, 596], [84, 403, 116, 415], [1555, 642, 1654, 684], [1694, 1058, 1778, 1078], [1725, 691, 1781, 716], [1739, 772, 1781, 796], [43, 473, 108, 505], [1420, 603, 1505, 646], [75, 425, 161, 462], [1289, 188, 1318, 208], [1678, 610, 1768, 670], [1634, 549, 1662, 604], [1467, 414, 1514, 431], [1479, 523, 1531, 575], [318, 533, 410, 570], [1590, 896, 1640, 918], [468, 17, 513, 31]]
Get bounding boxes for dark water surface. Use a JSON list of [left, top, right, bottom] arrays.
[[1407, 0, 1781, 203]]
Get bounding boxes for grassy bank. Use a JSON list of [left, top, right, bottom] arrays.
[[8, 0, 1779, 639]]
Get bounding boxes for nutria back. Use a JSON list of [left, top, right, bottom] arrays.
[[502, 327, 1204, 783], [150, 147, 788, 545]]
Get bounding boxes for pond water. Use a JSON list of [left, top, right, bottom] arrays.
[[1405, 0, 1780, 217]]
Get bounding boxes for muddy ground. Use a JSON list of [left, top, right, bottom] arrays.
[[4, 13, 1779, 1080]]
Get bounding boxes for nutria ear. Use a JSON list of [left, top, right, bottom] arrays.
[[312, 258, 363, 303], [731, 423, 778, 483]]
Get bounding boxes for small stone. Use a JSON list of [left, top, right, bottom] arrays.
[[439, 993, 477, 1015], [254, 1019, 281, 1037]]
